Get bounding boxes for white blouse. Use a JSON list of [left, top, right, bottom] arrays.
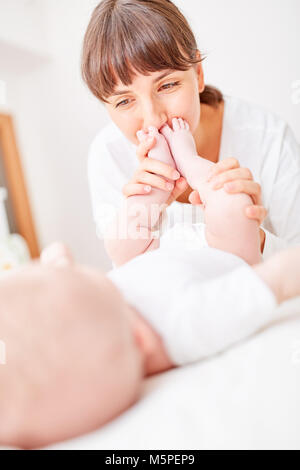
[[87, 94, 300, 263]]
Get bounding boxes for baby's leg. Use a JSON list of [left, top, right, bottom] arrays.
[[105, 127, 177, 266], [202, 186, 261, 265], [126, 126, 177, 233], [161, 119, 261, 265]]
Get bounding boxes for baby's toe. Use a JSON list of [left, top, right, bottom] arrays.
[[172, 118, 180, 132], [136, 130, 148, 142], [178, 118, 185, 129], [160, 123, 173, 140], [184, 120, 190, 131], [148, 126, 160, 138]]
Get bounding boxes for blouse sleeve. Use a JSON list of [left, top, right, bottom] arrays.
[[261, 124, 300, 260], [87, 136, 125, 241]]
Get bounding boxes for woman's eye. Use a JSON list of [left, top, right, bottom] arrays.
[[116, 99, 130, 108], [160, 81, 180, 90], [115, 82, 180, 108]]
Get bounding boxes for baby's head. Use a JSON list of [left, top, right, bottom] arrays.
[[0, 261, 144, 449]]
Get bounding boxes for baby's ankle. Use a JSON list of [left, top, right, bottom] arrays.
[[182, 155, 213, 189]]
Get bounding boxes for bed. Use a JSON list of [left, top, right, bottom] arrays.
[[36, 296, 300, 450]]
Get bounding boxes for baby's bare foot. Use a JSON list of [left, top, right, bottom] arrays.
[[160, 118, 213, 188], [160, 118, 199, 174], [136, 126, 178, 199], [137, 126, 177, 169], [40, 242, 74, 267]]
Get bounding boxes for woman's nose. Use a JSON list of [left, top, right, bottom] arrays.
[[142, 118, 169, 133], [142, 123, 165, 133], [141, 104, 167, 133]]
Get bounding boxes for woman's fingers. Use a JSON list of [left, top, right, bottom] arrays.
[[223, 179, 262, 206], [209, 167, 253, 190], [188, 190, 203, 205], [136, 135, 156, 162], [133, 170, 175, 192], [166, 177, 189, 206], [122, 182, 152, 197], [206, 157, 240, 181], [245, 205, 268, 224], [122, 176, 188, 205], [142, 158, 181, 181], [124, 166, 179, 196], [128, 136, 181, 198]]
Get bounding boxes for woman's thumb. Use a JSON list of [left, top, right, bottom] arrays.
[[188, 190, 202, 205]]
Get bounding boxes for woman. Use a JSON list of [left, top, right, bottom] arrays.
[[82, 0, 300, 265]]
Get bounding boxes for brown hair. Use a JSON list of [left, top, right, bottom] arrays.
[[81, 0, 223, 109]]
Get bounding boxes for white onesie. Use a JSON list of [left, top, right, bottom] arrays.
[[107, 246, 279, 366]]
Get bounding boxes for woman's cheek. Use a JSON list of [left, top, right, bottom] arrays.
[[173, 93, 200, 134], [187, 97, 201, 134], [109, 113, 137, 144], [179, 108, 199, 135]]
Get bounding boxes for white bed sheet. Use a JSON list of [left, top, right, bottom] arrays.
[[39, 297, 300, 450]]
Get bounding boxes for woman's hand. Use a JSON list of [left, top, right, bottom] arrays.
[[188, 157, 267, 252], [122, 135, 189, 206], [205, 157, 267, 223]]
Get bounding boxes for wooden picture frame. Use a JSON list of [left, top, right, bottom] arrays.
[[0, 113, 39, 258]]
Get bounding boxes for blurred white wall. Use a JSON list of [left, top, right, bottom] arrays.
[[0, 0, 299, 271], [181, 0, 300, 135]]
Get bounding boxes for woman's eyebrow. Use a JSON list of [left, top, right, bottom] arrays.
[[110, 69, 176, 97]]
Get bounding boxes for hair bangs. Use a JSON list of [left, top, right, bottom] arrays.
[[82, 0, 222, 108], [89, 2, 202, 103]]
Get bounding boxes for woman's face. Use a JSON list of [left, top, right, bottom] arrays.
[[105, 61, 205, 146]]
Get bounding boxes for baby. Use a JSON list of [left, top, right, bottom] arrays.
[[0, 240, 300, 449], [105, 118, 261, 267]]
